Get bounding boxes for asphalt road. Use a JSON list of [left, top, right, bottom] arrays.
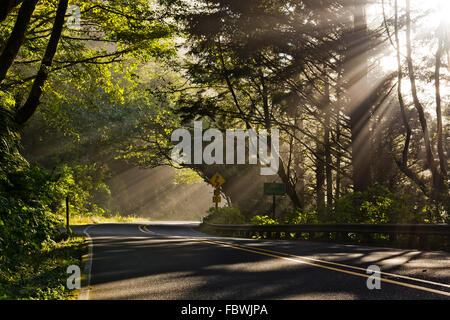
[[71, 222, 450, 300]]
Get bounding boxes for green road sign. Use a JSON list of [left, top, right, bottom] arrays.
[[264, 183, 286, 195]]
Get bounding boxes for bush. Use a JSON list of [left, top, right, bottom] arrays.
[[5, 166, 67, 210], [0, 165, 70, 267], [202, 205, 246, 224], [0, 235, 86, 300], [0, 160, 113, 268], [284, 208, 318, 224], [332, 185, 426, 224], [250, 215, 278, 225], [0, 197, 61, 267]]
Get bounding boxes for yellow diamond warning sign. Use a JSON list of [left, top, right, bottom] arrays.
[[209, 172, 225, 188]]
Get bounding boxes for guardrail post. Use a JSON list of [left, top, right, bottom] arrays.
[[419, 235, 428, 249], [389, 233, 397, 243], [321, 232, 330, 240], [362, 233, 373, 244]]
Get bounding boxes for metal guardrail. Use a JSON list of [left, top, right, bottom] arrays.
[[203, 223, 450, 237]]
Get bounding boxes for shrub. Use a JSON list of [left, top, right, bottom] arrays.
[[332, 185, 426, 224], [250, 215, 279, 225], [0, 165, 70, 267], [0, 197, 61, 267], [284, 208, 319, 224], [202, 205, 246, 224]]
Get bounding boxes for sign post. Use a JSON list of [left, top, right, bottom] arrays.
[[66, 195, 70, 233], [272, 194, 276, 219], [263, 183, 286, 219], [213, 188, 221, 209], [210, 172, 226, 210]]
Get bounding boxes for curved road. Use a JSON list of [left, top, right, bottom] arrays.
[[72, 222, 450, 300]]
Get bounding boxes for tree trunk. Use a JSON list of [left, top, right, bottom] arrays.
[[324, 80, 333, 210], [347, 0, 372, 192], [259, 71, 303, 210], [392, 0, 428, 196], [316, 133, 326, 221], [15, 0, 69, 124], [405, 0, 447, 198], [0, 0, 38, 84], [435, 35, 448, 181], [278, 160, 303, 210], [295, 117, 305, 207], [335, 111, 342, 200], [395, 0, 411, 168]]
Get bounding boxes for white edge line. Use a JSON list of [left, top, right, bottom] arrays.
[[78, 225, 95, 300]]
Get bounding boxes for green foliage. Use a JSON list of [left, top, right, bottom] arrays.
[[0, 196, 60, 264], [173, 168, 204, 184], [0, 165, 70, 265], [251, 209, 318, 226], [66, 164, 112, 215], [0, 235, 86, 300], [284, 208, 319, 224], [0, 97, 26, 186], [1, 97, 63, 265], [5, 166, 66, 210], [0, 159, 110, 266], [116, 63, 186, 169], [248, 215, 276, 239], [332, 185, 427, 224], [202, 205, 246, 224], [250, 215, 279, 225]]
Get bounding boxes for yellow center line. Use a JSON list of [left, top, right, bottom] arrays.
[[206, 238, 450, 289], [137, 225, 450, 297]]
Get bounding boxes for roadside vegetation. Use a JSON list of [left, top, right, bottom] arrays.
[[68, 213, 146, 225], [0, 234, 85, 300], [202, 186, 444, 225], [199, 198, 449, 250], [0, 0, 449, 299]]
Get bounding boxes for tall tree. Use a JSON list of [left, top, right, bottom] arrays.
[[345, 0, 372, 192], [404, 0, 447, 200]]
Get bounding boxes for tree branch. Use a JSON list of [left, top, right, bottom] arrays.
[[15, 0, 69, 124]]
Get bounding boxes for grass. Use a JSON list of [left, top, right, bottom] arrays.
[[0, 212, 146, 300], [65, 212, 148, 225], [0, 234, 87, 300]]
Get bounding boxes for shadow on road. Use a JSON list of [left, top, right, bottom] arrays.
[[73, 223, 450, 300]]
